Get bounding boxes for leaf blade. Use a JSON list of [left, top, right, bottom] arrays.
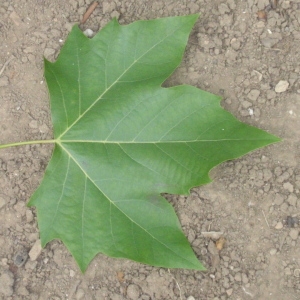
[[29, 15, 280, 272]]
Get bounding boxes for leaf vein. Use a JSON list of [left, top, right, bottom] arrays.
[[132, 94, 182, 141], [154, 143, 199, 177], [45, 155, 71, 240], [81, 176, 87, 262], [59, 23, 187, 139], [158, 105, 212, 141], [60, 143, 192, 263], [196, 119, 232, 140], [49, 67, 69, 127], [104, 94, 158, 140], [76, 45, 82, 115], [117, 143, 176, 184], [184, 142, 208, 161]]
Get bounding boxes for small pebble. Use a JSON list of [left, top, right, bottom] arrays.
[[13, 250, 28, 267], [247, 89, 260, 101], [274, 194, 284, 206], [242, 273, 249, 283], [289, 229, 299, 240], [282, 1, 291, 9], [242, 100, 252, 108], [270, 248, 277, 255], [201, 231, 223, 240], [29, 239, 42, 261], [83, 28, 94, 38], [285, 267, 292, 275], [275, 80, 289, 93], [44, 48, 55, 58], [275, 222, 283, 229], [39, 124, 49, 133], [260, 37, 278, 48], [17, 286, 29, 296], [294, 269, 300, 277], [26, 210, 34, 222], [283, 182, 293, 193], [187, 296, 196, 300], [234, 273, 242, 282], [287, 194, 297, 206], [230, 38, 241, 50], [266, 90, 276, 99], [103, 1, 116, 13], [127, 284, 141, 300], [25, 260, 37, 270], [286, 216, 298, 228], [218, 3, 230, 14], [9, 11, 22, 26]]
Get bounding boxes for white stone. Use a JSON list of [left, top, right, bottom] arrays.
[[29, 239, 42, 261], [83, 29, 94, 38], [275, 80, 289, 93], [201, 231, 223, 240]]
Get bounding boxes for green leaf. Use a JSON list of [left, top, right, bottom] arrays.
[[27, 15, 280, 272]]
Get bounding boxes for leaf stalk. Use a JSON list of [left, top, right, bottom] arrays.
[[0, 140, 56, 150]]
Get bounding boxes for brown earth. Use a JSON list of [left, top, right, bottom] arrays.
[[0, 0, 300, 299]]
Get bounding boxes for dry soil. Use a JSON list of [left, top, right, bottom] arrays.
[[0, 0, 300, 299]]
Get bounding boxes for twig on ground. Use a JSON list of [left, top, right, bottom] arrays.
[[262, 210, 270, 228], [0, 56, 15, 77], [80, 1, 98, 24], [168, 269, 182, 300], [242, 286, 254, 298]]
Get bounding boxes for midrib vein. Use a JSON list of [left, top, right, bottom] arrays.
[[57, 24, 184, 140], [57, 61, 136, 139], [59, 138, 274, 144]]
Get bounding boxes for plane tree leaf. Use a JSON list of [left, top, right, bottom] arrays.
[[26, 15, 280, 272]]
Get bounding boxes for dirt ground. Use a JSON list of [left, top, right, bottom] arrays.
[[0, 0, 300, 299]]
